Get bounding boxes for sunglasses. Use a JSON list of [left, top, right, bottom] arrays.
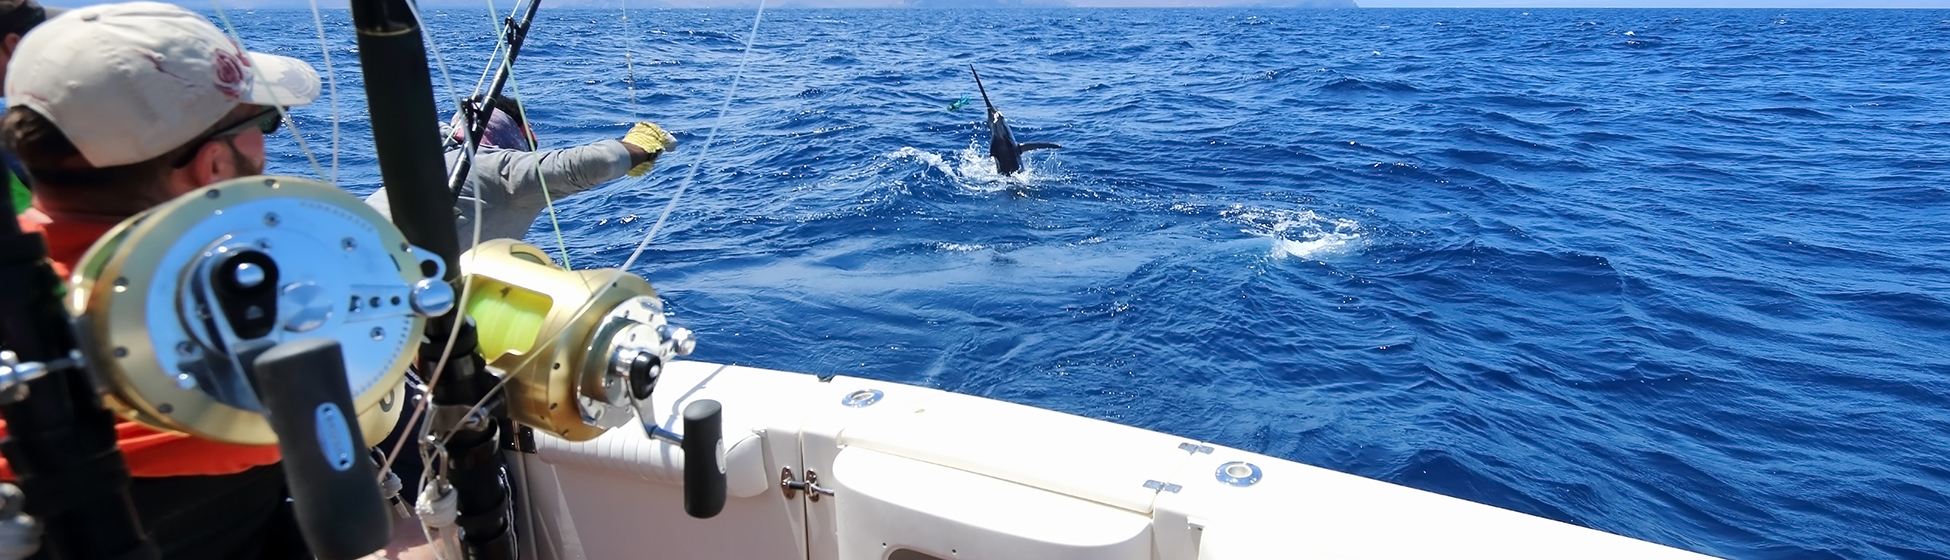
[[171, 106, 285, 168]]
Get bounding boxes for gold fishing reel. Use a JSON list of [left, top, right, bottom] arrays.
[[457, 239, 693, 442], [69, 176, 449, 445]]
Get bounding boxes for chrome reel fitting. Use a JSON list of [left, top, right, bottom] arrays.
[[456, 239, 694, 442], [68, 176, 448, 445], [592, 294, 696, 440], [0, 350, 82, 405]]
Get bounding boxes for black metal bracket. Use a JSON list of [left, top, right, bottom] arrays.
[[0, 158, 157, 559]]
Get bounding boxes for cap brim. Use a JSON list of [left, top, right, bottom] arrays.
[[41, 6, 68, 19], [244, 51, 321, 107]]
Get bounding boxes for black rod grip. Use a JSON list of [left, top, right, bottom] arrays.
[[250, 339, 392, 560], [681, 399, 726, 519]]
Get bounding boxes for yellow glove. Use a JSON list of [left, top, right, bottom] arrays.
[[622, 122, 676, 177]]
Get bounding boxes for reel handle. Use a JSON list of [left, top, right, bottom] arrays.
[[682, 399, 727, 519], [250, 339, 392, 560]]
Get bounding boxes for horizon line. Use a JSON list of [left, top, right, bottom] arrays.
[[203, 4, 1950, 7]]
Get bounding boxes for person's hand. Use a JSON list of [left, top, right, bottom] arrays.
[[621, 122, 676, 177]]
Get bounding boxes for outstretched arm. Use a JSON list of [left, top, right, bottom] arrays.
[[472, 120, 677, 207], [484, 140, 636, 200]]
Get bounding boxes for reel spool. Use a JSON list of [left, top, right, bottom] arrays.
[[68, 176, 449, 445], [457, 239, 694, 441]]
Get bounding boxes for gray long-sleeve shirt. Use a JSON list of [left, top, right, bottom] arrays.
[[365, 139, 635, 252]]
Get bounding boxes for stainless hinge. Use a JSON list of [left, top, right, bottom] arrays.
[[781, 467, 834, 502]]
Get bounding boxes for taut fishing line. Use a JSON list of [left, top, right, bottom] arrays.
[[434, 0, 772, 450], [373, 0, 489, 485]]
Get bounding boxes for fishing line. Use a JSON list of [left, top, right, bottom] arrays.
[[376, 0, 494, 482], [472, 41, 505, 101], [403, 1, 468, 114], [435, 0, 772, 449], [268, 0, 437, 485], [462, 0, 574, 267], [617, 0, 768, 278], [305, 1, 342, 184], [470, 0, 507, 100], [620, 0, 639, 115], [208, 2, 329, 183], [501, 77, 576, 269]]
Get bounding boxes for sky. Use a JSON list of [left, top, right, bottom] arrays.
[[75, 0, 1950, 10], [1359, 0, 1948, 6]]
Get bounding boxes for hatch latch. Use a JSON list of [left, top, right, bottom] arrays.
[[781, 467, 834, 502]]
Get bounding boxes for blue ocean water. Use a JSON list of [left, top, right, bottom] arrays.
[[228, 7, 1950, 559]]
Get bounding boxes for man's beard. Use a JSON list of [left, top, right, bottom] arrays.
[[228, 139, 263, 176]]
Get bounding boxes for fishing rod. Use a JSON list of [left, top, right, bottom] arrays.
[[447, 0, 543, 195], [0, 164, 156, 560], [345, 0, 733, 554], [349, 0, 516, 558]]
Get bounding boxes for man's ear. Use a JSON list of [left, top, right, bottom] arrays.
[[174, 140, 236, 196], [1, 33, 20, 58]]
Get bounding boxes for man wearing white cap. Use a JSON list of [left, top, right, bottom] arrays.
[[0, 2, 322, 558]]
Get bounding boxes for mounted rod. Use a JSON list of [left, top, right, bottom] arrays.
[[348, 1, 515, 559], [0, 165, 156, 559], [446, 0, 543, 195], [351, 0, 458, 270]]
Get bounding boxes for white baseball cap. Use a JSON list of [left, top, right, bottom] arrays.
[[4, 2, 320, 167]]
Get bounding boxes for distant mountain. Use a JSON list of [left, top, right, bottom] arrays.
[[204, 0, 1363, 7]]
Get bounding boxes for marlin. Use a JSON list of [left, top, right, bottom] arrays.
[[972, 66, 1059, 176]]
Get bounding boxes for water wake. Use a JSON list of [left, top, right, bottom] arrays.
[[1222, 204, 1365, 261]]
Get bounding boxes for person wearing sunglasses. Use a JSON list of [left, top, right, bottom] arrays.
[[364, 92, 678, 253], [0, 3, 321, 559]]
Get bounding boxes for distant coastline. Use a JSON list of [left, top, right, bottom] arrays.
[[205, 0, 1366, 8], [896, 0, 1360, 7], [200, 1, 1950, 8]]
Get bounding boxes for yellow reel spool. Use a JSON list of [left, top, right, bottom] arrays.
[[459, 239, 665, 441], [69, 176, 434, 445]]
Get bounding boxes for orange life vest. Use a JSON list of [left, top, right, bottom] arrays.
[[0, 209, 279, 479]]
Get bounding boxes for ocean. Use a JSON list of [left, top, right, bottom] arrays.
[[227, 7, 1950, 559]]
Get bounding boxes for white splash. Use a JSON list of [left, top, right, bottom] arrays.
[[868, 144, 1060, 199], [953, 141, 1058, 192], [1222, 204, 1366, 261], [889, 146, 956, 176]]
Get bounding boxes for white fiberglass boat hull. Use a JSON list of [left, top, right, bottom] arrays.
[[512, 361, 1714, 560]]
